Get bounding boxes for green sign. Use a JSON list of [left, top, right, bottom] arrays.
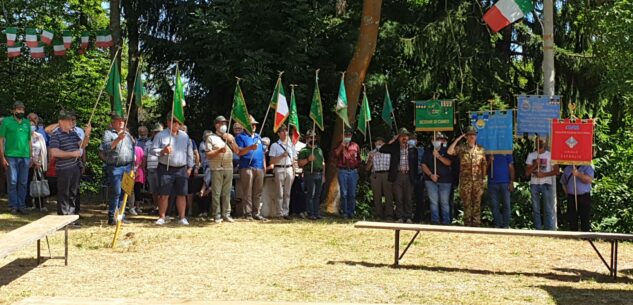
[[415, 100, 454, 131]]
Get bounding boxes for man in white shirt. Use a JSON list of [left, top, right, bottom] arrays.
[[525, 137, 559, 230], [268, 124, 296, 219]]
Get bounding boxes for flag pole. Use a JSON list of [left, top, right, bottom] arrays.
[[123, 57, 142, 132], [489, 100, 494, 180], [87, 47, 121, 128], [259, 71, 284, 136], [573, 165, 578, 212], [433, 131, 437, 177], [310, 120, 316, 173], [386, 83, 398, 132], [340, 71, 346, 140], [167, 64, 181, 171]]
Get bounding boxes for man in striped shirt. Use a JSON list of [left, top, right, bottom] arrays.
[[49, 110, 91, 220], [366, 137, 393, 220]]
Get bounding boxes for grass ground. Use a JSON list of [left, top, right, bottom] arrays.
[[1, 202, 632, 305]]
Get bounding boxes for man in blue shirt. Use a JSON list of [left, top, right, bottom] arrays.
[[487, 154, 515, 228], [235, 116, 267, 221], [560, 165, 594, 231]]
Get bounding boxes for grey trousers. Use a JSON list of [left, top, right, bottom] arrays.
[[211, 169, 233, 219], [393, 173, 413, 220], [274, 167, 294, 216], [370, 172, 394, 219], [239, 168, 264, 217]]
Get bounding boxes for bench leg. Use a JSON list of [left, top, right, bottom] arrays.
[[37, 239, 41, 265], [588, 240, 619, 279], [394, 230, 400, 267], [64, 225, 69, 266]]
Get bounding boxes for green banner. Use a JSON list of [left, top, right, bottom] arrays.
[[415, 99, 454, 131]]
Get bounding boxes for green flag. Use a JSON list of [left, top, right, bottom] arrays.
[[105, 61, 123, 117], [289, 86, 300, 144], [232, 82, 253, 135], [309, 72, 324, 131], [172, 66, 186, 123], [382, 84, 394, 127], [134, 69, 144, 108], [336, 75, 350, 128], [357, 91, 371, 136]]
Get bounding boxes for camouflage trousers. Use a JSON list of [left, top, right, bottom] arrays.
[[459, 179, 484, 227]]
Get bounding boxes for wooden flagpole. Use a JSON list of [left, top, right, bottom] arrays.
[[87, 47, 121, 128]]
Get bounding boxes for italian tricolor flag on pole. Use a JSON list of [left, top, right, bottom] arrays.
[[272, 78, 289, 133], [7, 43, 22, 58], [5, 27, 17, 47], [41, 29, 54, 45], [483, 0, 533, 33], [30, 44, 45, 59]]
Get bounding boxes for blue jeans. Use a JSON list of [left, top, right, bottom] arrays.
[[338, 169, 358, 217], [425, 180, 452, 224], [489, 183, 512, 228], [7, 157, 30, 210], [304, 172, 323, 217], [107, 164, 132, 217], [530, 184, 555, 230]]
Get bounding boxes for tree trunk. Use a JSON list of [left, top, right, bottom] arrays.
[[110, 0, 122, 113], [324, 0, 382, 214], [124, 0, 140, 135]]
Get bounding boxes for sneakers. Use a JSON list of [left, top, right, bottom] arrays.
[[223, 216, 235, 223], [179, 218, 189, 225], [245, 216, 254, 222], [214, 217, 223, 224], [155, 218, 166, 225], [128, 208, 138, 216], [253, 215, 267, 221], [283, 215, 292, 220]]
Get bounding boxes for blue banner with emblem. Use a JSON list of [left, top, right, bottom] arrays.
[[517, 95, 561, 135], [471, 110, 513, 154]]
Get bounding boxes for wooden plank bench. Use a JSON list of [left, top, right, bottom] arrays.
[[355, 221, 633, 279], [12, 297, 409, 305], [0, 215, 79, 266]]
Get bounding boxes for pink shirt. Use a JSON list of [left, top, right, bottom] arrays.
[[134, 146, 145, 183]]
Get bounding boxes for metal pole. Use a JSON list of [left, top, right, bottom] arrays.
[[543, 0, 555, 96]]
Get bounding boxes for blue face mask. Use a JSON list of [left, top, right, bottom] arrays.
[[31, 125, 37, 132]]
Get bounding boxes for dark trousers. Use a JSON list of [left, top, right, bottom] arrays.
[[393, 173, 413, 220], [56, 166, 81, 215], [413, 177, 426, 222], [567, 193, 592, 232]]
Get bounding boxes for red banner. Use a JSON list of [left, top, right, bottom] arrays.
[[551, 119, 594, 165]]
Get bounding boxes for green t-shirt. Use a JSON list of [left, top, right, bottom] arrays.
[[298, 146, 324, 172], [0, 116, 32, 158]]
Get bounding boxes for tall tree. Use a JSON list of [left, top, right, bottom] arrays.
[[324, 0, 382, 213]]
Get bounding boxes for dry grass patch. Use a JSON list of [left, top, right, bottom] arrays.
[[1, 204, 633, 305]]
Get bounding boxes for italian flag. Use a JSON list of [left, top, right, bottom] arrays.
[[53, 40, 66, 56], [30, 44, 45, 59], [80, 31, 90, 49], [7, 43, 22, 58], [272, 78, 289, 133], [25, 28, 39, 48], [63, 31, 73, 49], [483, 0, 534, 33], [5, 27, 17, 47], [96, 30, 113, 48], [41, 29, 54, 45]]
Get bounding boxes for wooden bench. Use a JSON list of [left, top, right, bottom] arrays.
[[12, 297, 407, 305], [355, 221, 633, 279], [0, 215, 79, 266]]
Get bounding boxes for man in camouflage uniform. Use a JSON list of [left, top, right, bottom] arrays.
[[448, 126, 487, 226]]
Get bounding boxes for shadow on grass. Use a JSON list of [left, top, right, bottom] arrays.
[[540, 285, 633, 305], [327, 260, 633, 284], [0, 258, 39, 287]]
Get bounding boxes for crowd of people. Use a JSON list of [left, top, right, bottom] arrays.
[[0, 102, 595, 232]]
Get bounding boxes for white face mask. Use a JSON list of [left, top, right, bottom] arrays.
[[408, 140, 417, 147], [219, 125, 228, 133], [375, 144, 383, 150], [432, 141, 442, 150]]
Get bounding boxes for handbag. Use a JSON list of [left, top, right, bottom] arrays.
[[30, 168, 51, 198]]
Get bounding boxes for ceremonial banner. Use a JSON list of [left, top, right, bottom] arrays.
[[551, 119, 594, 165], [517, 95, 560, 135], [415, 100, 454, 131], [471, 110, 513, 154]]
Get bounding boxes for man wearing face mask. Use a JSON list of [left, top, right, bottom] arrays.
[[334, 128, 361, 219], [0, 102, 33, 214], [448, 126, 487, 227], [100, 112, 136, 225], [379, 128, 419, 223], [235, 116, 267, 221], [298, 129, 325, 220], [269, 124, 297, 219], [421, 133, 453, 225], [365, 137, 393, 221], [206, 116, 239, 223]]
